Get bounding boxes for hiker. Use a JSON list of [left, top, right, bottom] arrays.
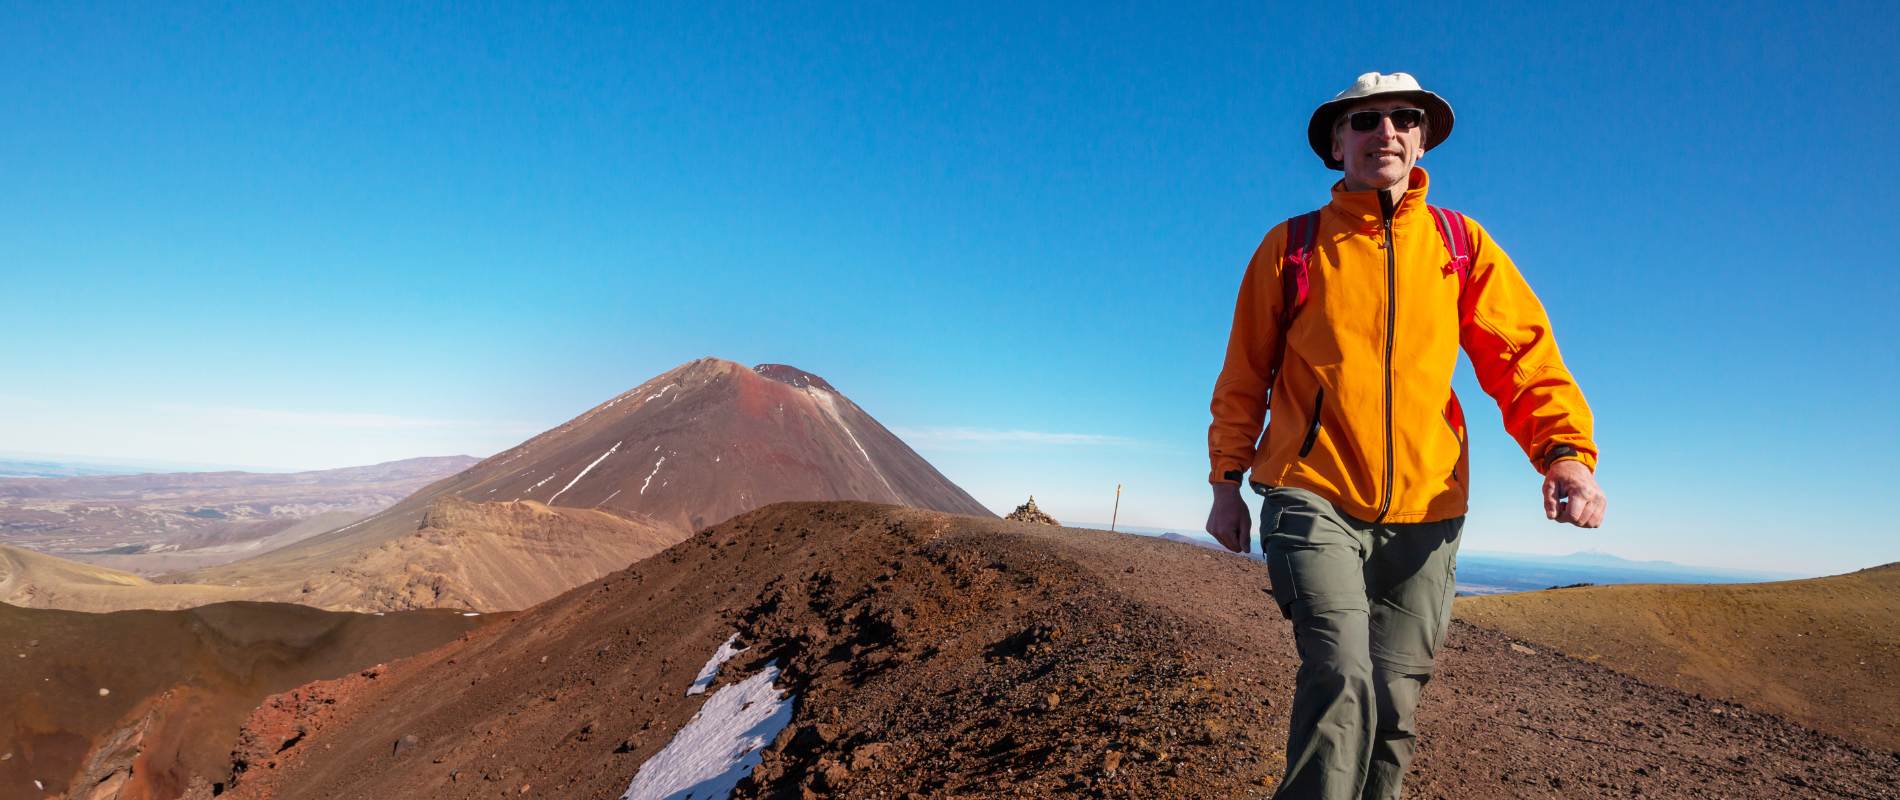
[[1204, 72, 1604, 799]]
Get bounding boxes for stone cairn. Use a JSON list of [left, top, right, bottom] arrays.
[[1004, 496, 1059, 526]]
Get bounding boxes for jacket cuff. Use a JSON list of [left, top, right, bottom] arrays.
[[1209, 468, 1246, 485], [1540, 445, 1597, 474]]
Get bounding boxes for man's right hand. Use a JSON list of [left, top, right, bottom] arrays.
[[1206, 483, 1252, 553]]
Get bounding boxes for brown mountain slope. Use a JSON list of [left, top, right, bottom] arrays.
[[280, 498, 681, 612], [216, 503, 1895, 800], [1455, 563, 1900, 752], [0, 601, 492, 799], [62, 511, 363, 576], [0, 501, 670, 614], [0, 544, 253, 612]]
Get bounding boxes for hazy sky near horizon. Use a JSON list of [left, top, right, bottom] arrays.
[[4, 2, 1896, 575]]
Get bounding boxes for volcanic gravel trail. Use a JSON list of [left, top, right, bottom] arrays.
[[213, 502, 1900, 800]]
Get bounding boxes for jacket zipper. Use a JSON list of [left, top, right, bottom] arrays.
[[1375, 193, 1397, 523], [1299, 387, 1325, 458]]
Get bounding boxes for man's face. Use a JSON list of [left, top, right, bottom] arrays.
[[1330, 97, 1427, 191]]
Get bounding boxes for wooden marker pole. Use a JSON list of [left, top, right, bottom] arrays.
[[1110, 483, 1122, 532]]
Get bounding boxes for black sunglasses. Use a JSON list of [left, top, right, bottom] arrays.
[[1344, 108, 1426, 132]]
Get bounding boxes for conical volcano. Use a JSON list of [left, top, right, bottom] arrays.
[[18, 358, 988, 613], [449, 357, 990, 529]]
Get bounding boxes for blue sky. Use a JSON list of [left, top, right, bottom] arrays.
[[3, 1, 1895, 575]]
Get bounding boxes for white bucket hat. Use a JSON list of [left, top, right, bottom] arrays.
[[1307, 72, 1454, 170]]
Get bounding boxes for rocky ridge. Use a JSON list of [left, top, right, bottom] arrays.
[[210, 502, 1897, 799]]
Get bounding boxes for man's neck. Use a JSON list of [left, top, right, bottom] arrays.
[[1343, 174, 1410, 207]]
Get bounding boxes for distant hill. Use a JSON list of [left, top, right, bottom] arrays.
[[0, 457, 140, 479], [1457, 562, 1900, 752], [1157, 531, 1212, 547], [0, 453, 280, 479], [1472, 548, 1798, 579], [1099, 530, 1801, 597], [1454, 550, 1803, 594], [0, 455, 479, 574]]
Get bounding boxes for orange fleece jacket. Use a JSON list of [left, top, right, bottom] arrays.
[[1208, 168, 1596, 524]]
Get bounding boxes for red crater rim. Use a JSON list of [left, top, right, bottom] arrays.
[[752, 363, 836, 392]]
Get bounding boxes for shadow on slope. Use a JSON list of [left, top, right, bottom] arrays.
[[0, 601, 494, 799]]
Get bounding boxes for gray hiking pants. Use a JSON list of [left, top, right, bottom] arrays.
[[1260, 486, 1463, 800]]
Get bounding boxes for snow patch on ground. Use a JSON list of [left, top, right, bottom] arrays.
[[527, 473, 557, 493], [622, 658, 794, 800], [640, 456, 667, 495], [547, 441, 621, 505], [647, 384, 675, 402], [598, 488, 623, 507], [688, 633, 745, 696], [604, 389, 637, 409]]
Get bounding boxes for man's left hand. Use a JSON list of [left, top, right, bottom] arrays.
[[1543, 460, 1606, 528]]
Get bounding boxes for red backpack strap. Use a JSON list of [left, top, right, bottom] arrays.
[[1266, 211, 1322, 408], [1278, 211, 1321, 330], [1427, 205, 1472, 292]]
